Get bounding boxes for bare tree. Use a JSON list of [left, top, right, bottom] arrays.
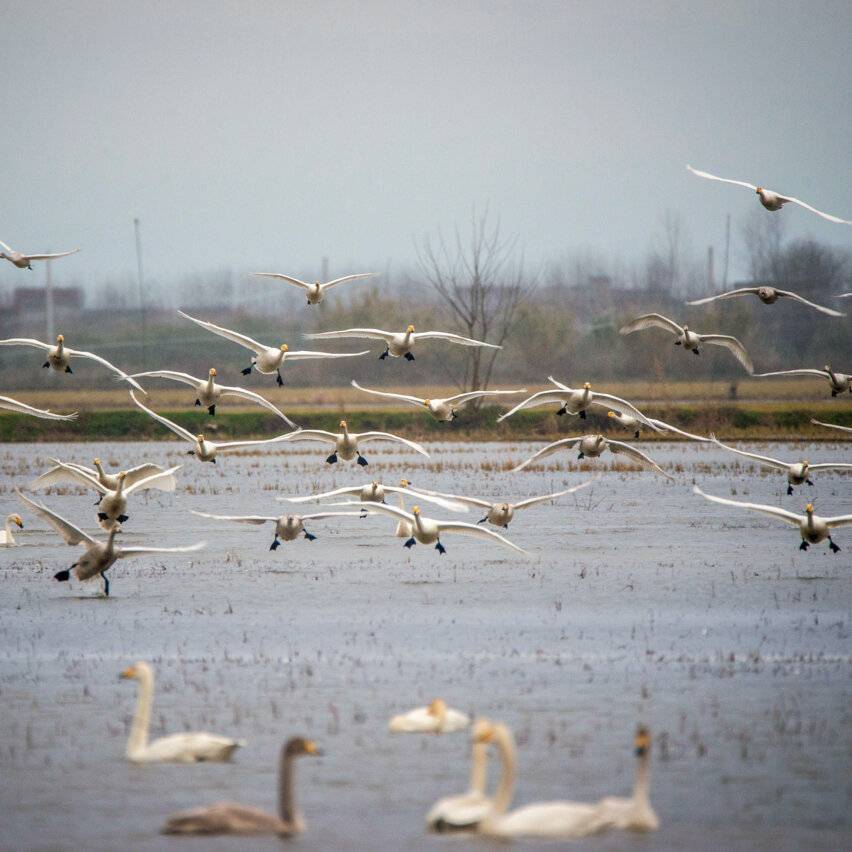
[[416, 209, 536, 394]]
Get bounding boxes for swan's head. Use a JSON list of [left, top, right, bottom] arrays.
[[805, 503, 814, 514], [824, 365, 832, 372], [472, 718, 497, 744], [607, 411, 618, 419], [9, 514, 23, 528], [423, 399, 431, 406], [406, 324, 415, 333], [339, 419, 348, 429], [682, 325, 689, 331], [280, 343, 289, 352], [583, 382, 591, 390], [56, 334, 64, 344], [426, 698, 446, 718], [412, 506, 421, 516], [119, 661, 151, 681], [209, 368, 217, 377], [399, 478, 410, 487], [802, 459, 809, 467], [117, 471, 127, 482], [93, 457, 102, 465], [758, 287, 771, 299], [755, 187, 763, 194], [196, 433, 205, 443], [634, 726, 651, 757], [285, 737, 322, 757]]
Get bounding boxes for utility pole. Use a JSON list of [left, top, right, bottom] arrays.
[[134, 218, 146, 363], [45, 257, 55, 341]]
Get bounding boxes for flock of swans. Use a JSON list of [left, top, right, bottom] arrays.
[[1, 166, 851, 840]]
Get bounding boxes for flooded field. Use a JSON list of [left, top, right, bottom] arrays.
[[0, 440, 850, 851]]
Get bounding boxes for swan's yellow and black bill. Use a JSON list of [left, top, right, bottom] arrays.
[[119, 665, 137, 680]]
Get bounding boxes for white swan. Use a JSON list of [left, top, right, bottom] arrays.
[[0, 240, 79, 269], [427, 739, 491, 832], [279, 480, 468, 513], [128, 367, 298, 424], [28, 460, 179, 529], [693, 485, 850, 553], [120, 661, 244, 763], [0, 335, 144, 390], [17, 490, 204, 596], [190, 509, 362, 550], [130, 391, 298, 462], [619, 314, 753, 373], [388, 698, 470, 733], [350, 380, 526, 422], [0, 514, 23, 546], [305, 325, 500, 361], [753, 365, 851, 397], [512, 434, 672, 479], [0, 394, 78, 421], [30, 458, 168, 493], [345, 502, 527, 556], [178, 311, 368, 386], [278, 419, 428, 465], [686, 165, 852, 225], [606, 411, 709, 441], [709, 435, 852, 494], [811, 418, 852, 435], [497, 379, 660, 427], [253, 271, 375, 305], [687, 286, 843, 317], [404, 478, 597, 528]]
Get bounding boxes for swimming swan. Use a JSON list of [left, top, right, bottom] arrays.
[[427, 738, 491, 832], [130, 391, 299, 462], [253, 271, 375, 305], [693, 485, 851, 553], [687, 286, 844, 317], [128, 367, 298, 424], [753, 365, 851, 397], [305, 325, 500, 361], [512, 435, 672, 479], [161, 737, 321, 836], [404, 478, 597, 528], [0, 514, 23, 546], [0, 335, 144, 390], [177, 311, 368, 385], [686, 165, 852, 225], [0, 240, 79, 269], [350, 380, 526, 422], [279, 481, 468, 513], [120, 661, 244, 763], [709, 434, 852, 494], [0, 394, 78, 421], [30, 458, 168, 493], [606, 411, 709, 442], [388, 698, 470, 733], [278, 419, 429, 465], [619, 314, 753, 373], [811, 418, 852, 435], [190, 509, 362, 550], [16, 490, 204, 596]]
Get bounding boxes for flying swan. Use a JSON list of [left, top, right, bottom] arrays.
[[619, 314, 753, 373], [0, 239, 79, 269], [686, 285, 843, 317], [30, 458, 168, 494], [279, 480, 468, 513], [753, 365, 850, 397], [253, 271, 375, 305], [686, 165, 852, 226], [810, 418, 852, 435], [0, 514, 24, 546], [0, 395, 78, 421], [120, 661, 244, 763], [350, 380, 526, 422], [161, 737, 321, 836], [178, 311, 368, 385], [388, 698, 470, 733], [605, 411, 709, 441]]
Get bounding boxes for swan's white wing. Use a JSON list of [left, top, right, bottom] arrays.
[[588, 392, 661, 430], [16, 490, 96, 545], [692, 485, 801, 526], [401, 485, 491, 509], [698, 334, 753, 372], [127, 370, 200, 388], [214, 432, 303, 453], [284, 349, 370, 361], [350, 380, 423, 406], [29, 460, 106, 492], [754, 368, 829, 379], [177, 311, 267, 355], [686, 164, 756, 191], [117, 542, 205, 559], [496, 390, 570, 423], [279, 485, 362, 503], [512, 478, 598, 511], [810, 418, 852, 434], [190, 510, 275, 525], [252, 272, 311, 289], [546, 375, 571, 391], [511, 437, 583, 472], [774, 290, 845, 317], [384, 487, 469, 513], [835, 293, 852, 298], [0, 239, 12, 252], [807, 463, 852, 472], [824, 514, 852, 528], [130, 391, 195, 443], [607, 440, 673, 479], [217, 385, 298, 428], [780, 195, 852, 226], [686, 288, 759, 306], [414, 331, 500, 349], [299, 511, 365, 521], [435, 521, 528, 555], [443, 389, 527, 406], [0, 395, 78, 421], [709, 436, 788, 470], [0, 337, 52, 351], [122, 464, 169, 488], [355, 432, 430, 456], [275, 429, 336, 445], [304, 328, 393, 342], [647, 418, 709, 442], [322, 272, 376, 290], [64, 347, 145, 391], [123, 465, 180, 496], [619, 313, 682, 337], [23, 248, 80, 260]]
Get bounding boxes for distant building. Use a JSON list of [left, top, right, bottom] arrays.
[[12, 286, 84, 312]]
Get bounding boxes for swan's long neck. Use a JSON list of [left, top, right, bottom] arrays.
[[413, 513, 424, 534], [403, 329, 413, 344], [206, 373, 216, 392], [93, 460, 106, 481], [489, 725, 516, 817], [4, 515, 15, 543], [278, 752, 300, 827], [633, 751, 651, 809], [806, 511, 815, 531], [113, 477, 125, 499], [469, 741, 488, 795], [127, 668, 153, 756]]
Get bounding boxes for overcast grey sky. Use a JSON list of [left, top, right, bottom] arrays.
[[2, 0, 851, 289]]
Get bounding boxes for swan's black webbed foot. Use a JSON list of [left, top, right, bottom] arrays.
[[787, 485, 794, 495], [674, 340, 681, 346], [799, 541, 809, 551], [577, 452, 585, 459], [692, 349, 700, 356], [806, 479, 814, 486], [325, 452, 338, 464], [42, 361, 50, 368], [102, 574, 110, 596], [269, 538, 280, 551], [579, 409, 587, 419], [829, 538, 840, 553], [379, 349, 389, 360], [356, 455, 369, 466], [435, 541, 446, 555], [831, 390, 838, 397], [303, 530, 317, 541], [117, 514, 129, 523], [195, 399, 201, 406], [97, 512, 108, 521], [65, 366, 73, 373], [241, 366, 252, 376], [556, 407, 567, 416], [403, 537, 416, 549], [451, 410, 458, 420], [477, 517, 487, 524], [210, 458, 217, 464], [404, 352, 415, 361], [276, 371, 284, 387], [186, 450, 196, 455], [207, 405, 216, 415], [634, 430, 641, 439], [54, 569, 71, 582]]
